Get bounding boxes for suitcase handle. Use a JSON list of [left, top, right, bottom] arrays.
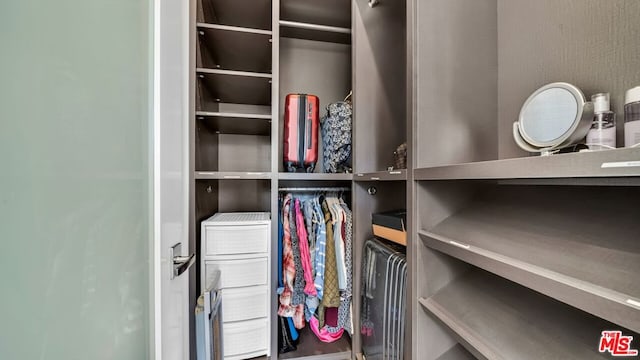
[[298, 95, 307, 164], [306, 116, 312, 149]]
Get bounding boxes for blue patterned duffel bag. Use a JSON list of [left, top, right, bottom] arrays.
[[321, 101, 352, 173]]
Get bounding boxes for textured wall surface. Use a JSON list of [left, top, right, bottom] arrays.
[[498, 0, 640, 157]]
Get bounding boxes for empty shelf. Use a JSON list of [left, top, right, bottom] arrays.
[[280, 0, 351, 29], [436, 344, 476, 360], [420, 270, 635, 360], [195, 171, 271, 180], [280, 20, 351, 44], [197, 23, 272, 73], [414, 148, 640, 181], [419, 187, 640, 333], [196, 111, 271, 136], [354, 169, 406, 181], [279, 173, 353, 181], [199, 0, 271, 30], [197, 68, 271, 106]]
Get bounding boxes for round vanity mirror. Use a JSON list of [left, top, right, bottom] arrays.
[[514, 82, 594, 154]]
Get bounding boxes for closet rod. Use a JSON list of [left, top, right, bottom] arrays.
[[279, 20, 352, 35], [278, 187, 351, 192]]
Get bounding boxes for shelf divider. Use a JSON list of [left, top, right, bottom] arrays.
[[195, 171, 272, 180], [196, 111, 271, 136], [414, 148, 640, 181], [420, 270, 634, 360], [280, 20, 351, 44], [354, 169, 407, 181], [278, 172, 353, 181]]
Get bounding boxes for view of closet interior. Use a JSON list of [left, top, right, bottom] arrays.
[[411, 0, 640, 359], [192, 0, 640, 358], [192, 0, 409, 359]]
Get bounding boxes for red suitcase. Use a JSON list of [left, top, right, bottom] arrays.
[[283, 94, 319, 172]]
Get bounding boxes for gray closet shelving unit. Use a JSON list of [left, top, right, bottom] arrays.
[[191, 0, 640, 359], [409, 0, 640, 359], [191, 0, 409, 359]]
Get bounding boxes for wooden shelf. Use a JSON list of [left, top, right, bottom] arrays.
[[280, 0, 351, 29], [435, 344, 475, 360], [197, 68, 271, 106], [195, 171, 271, 180], [280, 20, 351, 44], [420, 270, 634, 360], [354, 169, 406, 181], [414, 148, 640, 181], [196, 111, 271, 136], [279, 328, 351, 360], [418, 188, 640, 333], [279, 173, 353, 181], [197, 23, 272, 73], [199, 0, 271, 30]]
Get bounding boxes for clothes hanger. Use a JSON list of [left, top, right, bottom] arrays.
[[343, 90, 352, 103], [326, 192, 339, 223]]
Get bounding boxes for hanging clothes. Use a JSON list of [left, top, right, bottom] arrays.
[[303, 199, 316, 273], [277, 191, 353, 343], [331, 197, 347, 291], [312, 197, 327, 300], [289, 203, 306, 306], [288, 203, 307, 329], [320, 199, 340, 306], [278, 195, 295, 316], [278, 195, 305, 330], [277, 198, 284, 294], [295, 199, 317, 297]]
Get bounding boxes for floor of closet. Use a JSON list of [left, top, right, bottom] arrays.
[[279, 329, 351, 360]]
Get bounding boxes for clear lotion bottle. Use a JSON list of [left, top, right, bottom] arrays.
[[624, 86, 640, 147], [586, 93, 616, 150]]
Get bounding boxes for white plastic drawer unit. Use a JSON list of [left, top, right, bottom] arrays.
[[223, 318, 269, 359], [201, 212, 271, 257], [221, 285, 269, 323], [205, 258, 268, 289], [204, 224, 269, 255], [200, 212, 271, 358]]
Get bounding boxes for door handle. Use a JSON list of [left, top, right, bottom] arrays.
[[170, 242, 195, 279], [173, 254, 195, 279]]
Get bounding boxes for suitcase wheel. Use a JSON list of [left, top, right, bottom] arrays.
[[305, 164, 315, 173], [286, 163, 297, 173]]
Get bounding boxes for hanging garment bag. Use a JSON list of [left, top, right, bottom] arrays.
[[321, 101, 352, 173], [283, 94, 319, 173], [361, 238, 407, 360]]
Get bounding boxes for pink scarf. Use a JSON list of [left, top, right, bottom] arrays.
[[295, 199, 317, 296]]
